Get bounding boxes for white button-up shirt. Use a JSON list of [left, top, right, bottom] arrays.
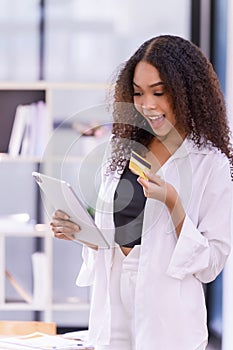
[[76, 137, 232, 350]]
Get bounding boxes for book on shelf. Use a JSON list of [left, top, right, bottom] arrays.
[[20, 103, 37, 157], [34, 100, 49, 157], [8, 101, 48, 158], [8, 105, 27, 157]]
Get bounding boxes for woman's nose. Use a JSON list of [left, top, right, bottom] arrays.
[[141, 95, 156, 111]]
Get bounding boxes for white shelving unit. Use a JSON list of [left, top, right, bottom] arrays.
[[0, 225, 90, 323], [0, 226, 52, 319], [0, 81, 110, 326]]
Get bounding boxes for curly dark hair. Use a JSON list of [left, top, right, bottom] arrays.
[[108, 34, 233, 174]]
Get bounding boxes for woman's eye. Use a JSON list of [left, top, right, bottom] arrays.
[[133, 91, 165, 97], [154, 92, 164, 96]]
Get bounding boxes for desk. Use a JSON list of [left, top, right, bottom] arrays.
[[0, 348, 94, 350], [0, 334, 94, 349], [0, 344, 94, 350]]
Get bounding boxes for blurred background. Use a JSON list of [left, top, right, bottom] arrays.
[[0, 1, 232, 349]]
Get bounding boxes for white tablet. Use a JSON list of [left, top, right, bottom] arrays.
[[32, 172, 110, 249]]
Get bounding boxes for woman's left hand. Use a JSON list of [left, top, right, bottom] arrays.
[[137, 172, 186, 236], [137, 172, 177, 207]]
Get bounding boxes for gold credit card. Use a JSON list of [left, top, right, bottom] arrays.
[[129, 151, 151, 180]]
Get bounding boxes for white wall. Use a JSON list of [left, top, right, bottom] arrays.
[[0, 0, 191, 82], [46, 0, 191, 82]]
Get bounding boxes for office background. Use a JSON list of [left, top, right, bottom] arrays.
[[0, 1, 232, 349]]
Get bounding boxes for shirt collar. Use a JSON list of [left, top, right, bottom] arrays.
[[171, 136, 216, 160]]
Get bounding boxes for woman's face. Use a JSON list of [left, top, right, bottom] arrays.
[[133, 61, 178, 140]]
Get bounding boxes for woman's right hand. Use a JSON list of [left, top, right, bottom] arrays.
[[50, 209, 81, 241]]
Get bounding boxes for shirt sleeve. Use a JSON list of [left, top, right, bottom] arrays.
[[76, 137, 113, 287], [167, 157, 232, 283], [76, 245, 97, 286]]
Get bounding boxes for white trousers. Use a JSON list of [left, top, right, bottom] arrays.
[[95, 245, 140, 350]]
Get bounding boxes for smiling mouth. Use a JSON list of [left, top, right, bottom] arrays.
[[146, 114, 164, 121]]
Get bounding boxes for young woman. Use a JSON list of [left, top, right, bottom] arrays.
[[51, 35, 233, 350]]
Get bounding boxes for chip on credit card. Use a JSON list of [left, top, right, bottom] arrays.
[[129, 150, 151, 180]]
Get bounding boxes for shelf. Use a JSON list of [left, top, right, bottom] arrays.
[[0, 82, 93, 325], [0, 81, 108, 90], [0, 225, 51, 237], [0, 303, 49, 311], [52, 303, 90, 311], [0, 153, 42, 163], [0, 302, 90, 312]]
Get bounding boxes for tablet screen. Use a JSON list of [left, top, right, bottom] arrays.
[[32, 171, 110, 249]]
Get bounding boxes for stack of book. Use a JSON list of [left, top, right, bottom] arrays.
[[8, 101, 48, 158]]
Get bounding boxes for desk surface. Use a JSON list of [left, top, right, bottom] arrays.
[[0, 344, 94, 350], [0, 334, 94, 349], [0, 347, 94, 350], [1, 345, 94, 350]]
